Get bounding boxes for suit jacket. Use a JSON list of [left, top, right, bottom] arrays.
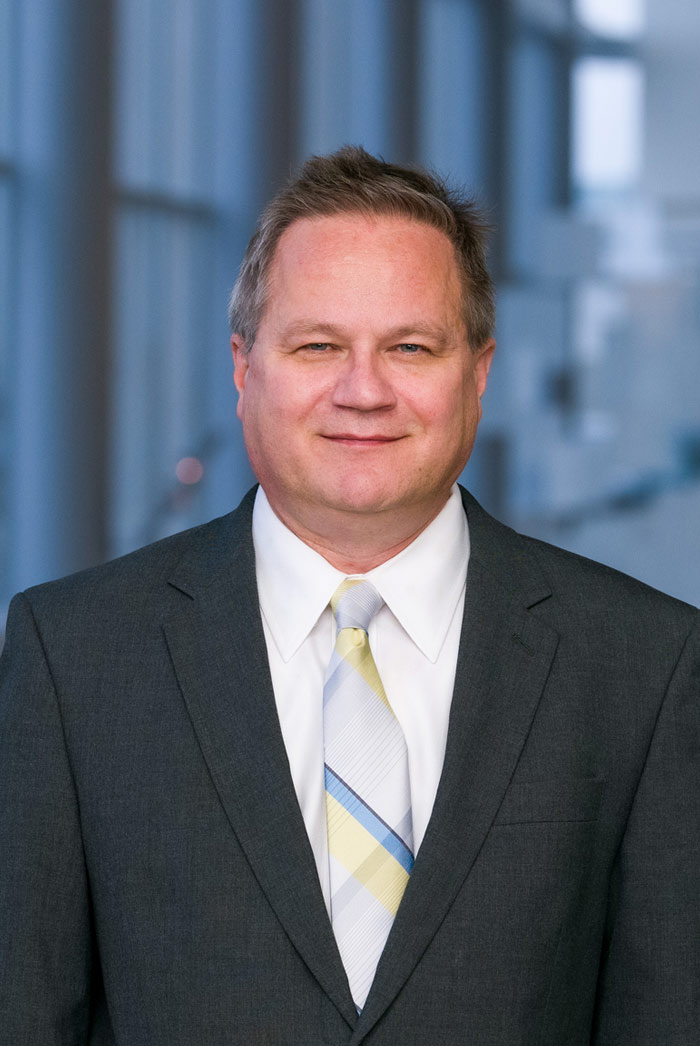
[[1, 487, 698, 1045]]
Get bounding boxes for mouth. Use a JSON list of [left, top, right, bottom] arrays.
[[321, 434, 404, 446]]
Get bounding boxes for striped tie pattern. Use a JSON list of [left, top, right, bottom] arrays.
[[324, 578, 414, 1010]]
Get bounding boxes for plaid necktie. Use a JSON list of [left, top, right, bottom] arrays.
[[323, 578, 414, 1010]]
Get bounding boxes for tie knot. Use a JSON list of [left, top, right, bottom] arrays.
[[330, 579, 384, 633]]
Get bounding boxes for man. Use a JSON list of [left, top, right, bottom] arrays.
[[1, 146, 698, 1045]]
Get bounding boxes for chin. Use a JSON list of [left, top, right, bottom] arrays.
[[320, 484, 417, 518]]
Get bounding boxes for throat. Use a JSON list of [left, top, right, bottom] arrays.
[[269, 498, 450, 572]]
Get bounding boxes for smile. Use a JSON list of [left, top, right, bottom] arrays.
[[322, 435, 403, 445]]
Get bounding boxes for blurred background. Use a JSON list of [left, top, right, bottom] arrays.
[[1, 0, 699, 637]]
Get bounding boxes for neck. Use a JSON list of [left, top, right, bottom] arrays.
[[265, 495, 451, 573]]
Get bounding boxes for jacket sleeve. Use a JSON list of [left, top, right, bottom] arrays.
[[592, 617, 700, 1045], [0, 592, 93, 1045]]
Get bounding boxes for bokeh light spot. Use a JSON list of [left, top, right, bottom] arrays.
[[176, 456, 204, 485]]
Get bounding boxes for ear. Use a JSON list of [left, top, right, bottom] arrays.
[[475, 338, 496, 401], [231, 334, 249, 419]]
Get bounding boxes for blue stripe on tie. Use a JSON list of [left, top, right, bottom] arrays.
[[322, 653, 355, 706], [325, 765, 414, 874]]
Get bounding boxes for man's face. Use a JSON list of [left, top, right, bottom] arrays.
[[232, 213, 494, 541]]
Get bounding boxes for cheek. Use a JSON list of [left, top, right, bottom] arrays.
[[244, 376, 309, 446], [415, 384, 473, 431]]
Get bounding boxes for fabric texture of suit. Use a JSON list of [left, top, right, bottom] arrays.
[[1, 486, 698, 1045]]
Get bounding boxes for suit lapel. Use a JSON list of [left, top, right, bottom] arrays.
[[162, 493, 357, 1029], [352, 490, 560, 1042]]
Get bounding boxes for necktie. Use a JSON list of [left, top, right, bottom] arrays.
[[323, 578, 414, 1010]]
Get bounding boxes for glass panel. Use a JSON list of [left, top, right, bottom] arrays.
[[0, 183, 11, 395], [115, 0, 215, 195], [507, 36, 563, 273], [298, 0, 396, 158], [572, 57, 644, 198], [111, 206, 215, 556], [0, 182, 11, 614], [418, 0, 487, 193], [0, 1, 15, 620], [0, 0, 14, 155], [514, 0, 569, 33], [574, 0, 645, 40], [112, 0, 235, 559]]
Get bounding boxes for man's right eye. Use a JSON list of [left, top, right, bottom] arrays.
[[302, 343, 331, 352]]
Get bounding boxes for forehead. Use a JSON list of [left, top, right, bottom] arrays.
[[264, 213, 463, 322], [271, 212, 458, 271]]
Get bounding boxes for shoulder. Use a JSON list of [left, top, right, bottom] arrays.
[[460, 486, 698, 644], [16, 488, 257, 633], [525, 529, 697, 643]]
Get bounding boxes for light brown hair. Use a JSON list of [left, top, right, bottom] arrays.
[[228, 145, 494, 352]]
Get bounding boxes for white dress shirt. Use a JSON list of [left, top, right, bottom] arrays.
[[252, 485, 470, 909]]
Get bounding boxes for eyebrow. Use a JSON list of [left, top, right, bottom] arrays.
[[278, 320, 455, 346]]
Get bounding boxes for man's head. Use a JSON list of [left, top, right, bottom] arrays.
[[228, 145, 494, 354], [229, 147, 496, 571]]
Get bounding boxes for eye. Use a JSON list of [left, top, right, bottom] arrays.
[[397, 343, 424, 354], [301, 342, 332, 352]]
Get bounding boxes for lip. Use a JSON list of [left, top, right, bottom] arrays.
[[321, 434, 403, 445]]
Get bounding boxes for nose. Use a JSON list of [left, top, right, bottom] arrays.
[[332, 349, 397, 411]]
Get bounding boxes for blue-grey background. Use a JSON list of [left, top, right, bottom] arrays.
[[1, 0, 699, 638]]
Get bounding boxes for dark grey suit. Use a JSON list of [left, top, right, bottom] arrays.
[[1, 487, 698, 1044]]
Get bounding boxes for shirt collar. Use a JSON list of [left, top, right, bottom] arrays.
[[365, 486, 469, 662], [253, 489, 344, 662], [252, 486, 469, 664]]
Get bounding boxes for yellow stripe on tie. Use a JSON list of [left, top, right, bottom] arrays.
[[335, 629, 393, 714], [324, 578, 414, 1009], [326, 793, 410, 917]]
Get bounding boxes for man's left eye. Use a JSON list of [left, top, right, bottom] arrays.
[[397, 343, 423, 354]]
